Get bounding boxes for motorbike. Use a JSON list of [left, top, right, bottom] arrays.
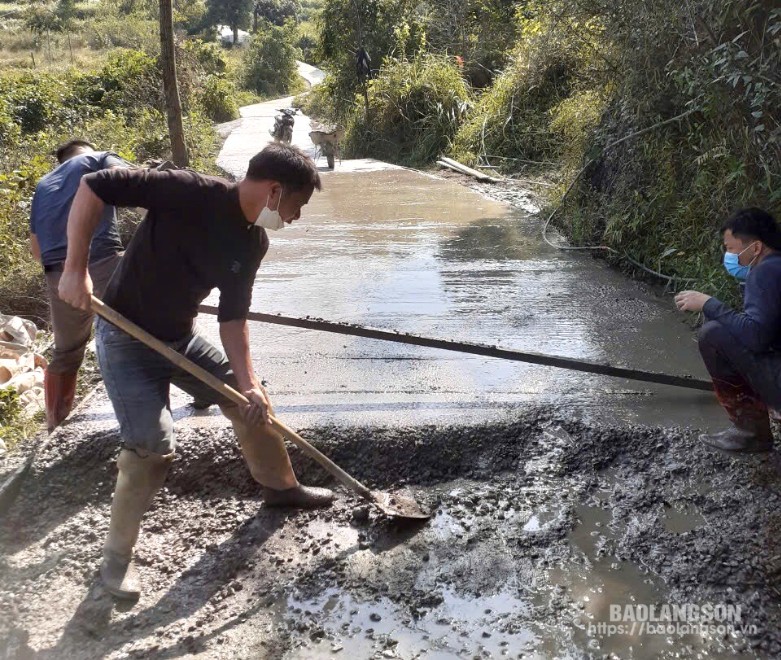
[[270, 108, 297, 144]]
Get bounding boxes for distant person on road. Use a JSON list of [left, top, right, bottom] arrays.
[[58, 143, 333, 601], [675, 207, 781, 453], [29, 139, 128, 432]]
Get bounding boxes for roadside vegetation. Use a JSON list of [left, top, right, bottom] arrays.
[[300, 0, 779, 295]]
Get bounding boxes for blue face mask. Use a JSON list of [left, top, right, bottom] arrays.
[[723, 242, 758, 281]]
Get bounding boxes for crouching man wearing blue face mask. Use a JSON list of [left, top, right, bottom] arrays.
[[675, 208, 781, 453]]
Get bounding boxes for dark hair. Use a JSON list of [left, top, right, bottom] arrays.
[[721, 207, 781, 250], [246, 143, 322, 192], [56, 139, 95, 164]]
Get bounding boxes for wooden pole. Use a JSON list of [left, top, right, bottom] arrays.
[[158, 0, 189, 167]]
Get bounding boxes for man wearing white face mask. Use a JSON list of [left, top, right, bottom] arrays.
[[57, 143, 331, 600], [675, 208, 781, 452]]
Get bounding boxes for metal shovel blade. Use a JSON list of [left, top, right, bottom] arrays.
[[370, 490, 431, 520]]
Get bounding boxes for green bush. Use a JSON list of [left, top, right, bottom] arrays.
[[317, 0, 426, 115], [0, 72, 77, 133], [198, 74, 239, 122], [239, 20, 300, 97], [295, 19, 319, 64], [0, 98, 22, 147], [451, 15, 598, 168], [181, 38, 228, 76], [24, 2, 69, 34], [345, 54, 471, 165], [73, 49, 161, 115], [549, 88, 609, 172], [0, 151, 50, 322], [86, 5, 159, 52], [550, 0, 780, 290], [0, 156, 49, 275], [0, 387, 22, 429], [418, 0, 518, 89], [296, 73, 345, 123], [0, 44, 222, 323]]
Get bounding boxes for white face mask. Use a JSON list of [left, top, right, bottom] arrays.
[[254, 192, 285, 231]]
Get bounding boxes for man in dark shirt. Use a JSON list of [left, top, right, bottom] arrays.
[[675, 207, 781, 452], [30, 139, 127, 431], [58, 144, 333, 600]]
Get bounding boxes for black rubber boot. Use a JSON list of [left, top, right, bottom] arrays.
[[100, 550, 141, 600], [263, 485, 335, 509], [699, 424, 773, 453]]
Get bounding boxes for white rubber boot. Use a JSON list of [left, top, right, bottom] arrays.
[[100, 448, 174, 600]]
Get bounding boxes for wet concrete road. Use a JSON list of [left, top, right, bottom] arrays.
[[203, 107, 724, 432]]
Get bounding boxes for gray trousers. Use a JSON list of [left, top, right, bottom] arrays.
[[698, 320, 781, 422], [44, 253, 122, 374]]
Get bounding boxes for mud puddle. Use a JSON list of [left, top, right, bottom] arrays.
[[272, 466, 741, 659], [277, 586, 537, 659]]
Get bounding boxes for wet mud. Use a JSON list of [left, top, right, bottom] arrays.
[[2, 408, 780, 658]]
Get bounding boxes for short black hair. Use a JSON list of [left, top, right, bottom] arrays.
[[721, 207, 781, 250], [246, 143, 322, 193], [56, 139, 95, 164]]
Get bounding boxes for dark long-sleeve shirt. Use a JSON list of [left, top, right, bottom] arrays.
[[85, 168, 268, 341], [703, 253, 781, 353]]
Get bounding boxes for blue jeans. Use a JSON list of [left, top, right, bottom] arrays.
[[96, 318, 239, 454]]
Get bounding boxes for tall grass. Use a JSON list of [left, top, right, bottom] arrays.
[[342, 54, 471, 165]]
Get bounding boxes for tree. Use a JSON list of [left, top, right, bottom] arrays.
[[24, 0, 77, 34], [206, 0, 253, 43], [318, 0, 422, 104], [420, 0, 518, 86], [240, 20, 299, 96], [252, 0, 299, 30], [159, 0, 189, 166]]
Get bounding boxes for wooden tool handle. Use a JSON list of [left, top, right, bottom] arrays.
[[90, 296, 373, 500]]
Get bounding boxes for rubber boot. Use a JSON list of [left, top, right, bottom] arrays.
[[220, 404, 334, 509], [44, 369, 78, 433], [262, 484, 335, 509], [100, 449, 174, 600], [699, 419, 773, 453], [700, 382, 773, 452]]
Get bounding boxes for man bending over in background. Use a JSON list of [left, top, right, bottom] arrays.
[[30, 139, 128, 431]]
